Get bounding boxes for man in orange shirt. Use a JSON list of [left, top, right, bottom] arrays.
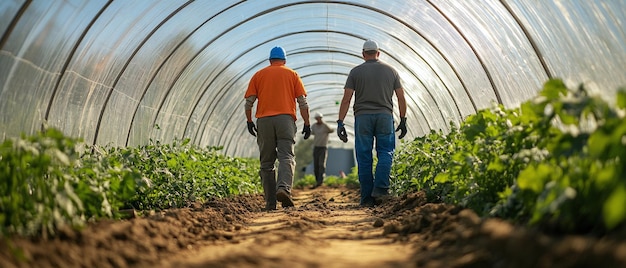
[[244, 46, 311, 210]]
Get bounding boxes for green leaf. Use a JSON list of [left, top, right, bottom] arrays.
[[617, 89, 626, 109], [594, 165, 616, 188], [517, 164, 553, 193], [434, 172, 449, 183], [167, 158, 178, 169], [558, 113, 578, 125], [541, 79, 568, 100], [487, 158, 505, 172], [587, 131, 610, 157], [603, 184, 626, 229]]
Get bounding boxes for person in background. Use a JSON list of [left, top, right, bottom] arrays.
[[244, 46, 311, 210], [310, 112, 334, 188], [336, 39, 407, 207]]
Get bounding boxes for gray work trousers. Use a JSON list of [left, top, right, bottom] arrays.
[[256, 114, 297, 193]]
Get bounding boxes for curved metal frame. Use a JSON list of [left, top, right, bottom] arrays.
[[1, 0, 623, 157]]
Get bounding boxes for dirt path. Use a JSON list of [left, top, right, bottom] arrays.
[[2, 185, 626, 268], [160, 187, 414, 268]]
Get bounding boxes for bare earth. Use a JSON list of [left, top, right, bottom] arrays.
[[2, 185, 626, 268]]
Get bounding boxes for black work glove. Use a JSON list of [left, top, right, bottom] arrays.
[[395, 117, 407, 139], [247, 121, 257, 137], [337, 120, 348, 143], [302, 125, 311, 139]]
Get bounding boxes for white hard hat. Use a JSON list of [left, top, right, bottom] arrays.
[[314, 112, 323, 118]]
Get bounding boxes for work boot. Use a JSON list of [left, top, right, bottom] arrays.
[[315, 179, 323, 188], [371, 187, 389, 197], [371, 187, 390, 205], [310, 181, 322, 189], [276, 188, 294, 208], [260, 170, 277, 210]]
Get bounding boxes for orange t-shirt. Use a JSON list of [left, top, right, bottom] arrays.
[[245, 62, 306, 120]]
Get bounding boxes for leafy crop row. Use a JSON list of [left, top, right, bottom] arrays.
[[1, 132, 260, 237], [86, 139, 261, 210], [392, 79, 626, 233]]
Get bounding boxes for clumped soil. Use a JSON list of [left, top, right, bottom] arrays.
[[1, 186, 626, 268]]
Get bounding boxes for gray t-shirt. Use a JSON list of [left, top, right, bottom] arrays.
[[344, 59, 402, 116], [311, 122, 334, 147]]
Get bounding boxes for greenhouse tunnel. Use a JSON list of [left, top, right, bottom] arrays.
[[1, 0, 625, 158]]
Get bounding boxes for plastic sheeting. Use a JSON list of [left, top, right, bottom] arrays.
[[1, 0, 625, 157]]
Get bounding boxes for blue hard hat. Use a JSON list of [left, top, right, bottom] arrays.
[[269, 46, 286, 60]]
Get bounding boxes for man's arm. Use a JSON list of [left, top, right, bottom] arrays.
[[244, 95, 258, 136], [297, 95, 311, 126], [395, 88, 407, 118], [245, 109, 253, 122], [300, 109, 310, 125], [338, 88, 354, 121], [244, 95, 257, 121], [394, 88, 408, 139], [336, 88, 353, 143]]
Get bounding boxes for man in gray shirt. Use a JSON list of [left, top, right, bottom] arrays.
[[337, 39, 407, 207], [311, 112, 334, 188]]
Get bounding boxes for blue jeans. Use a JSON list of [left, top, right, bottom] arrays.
[[354, 114, 395, 205]]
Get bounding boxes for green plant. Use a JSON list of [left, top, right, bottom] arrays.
[[0, 128, 139, 237], [1, 131, 261, 237], [511, 81, 626, 232], [89, 139, 261, 210], [392, 79, 626, 233]]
